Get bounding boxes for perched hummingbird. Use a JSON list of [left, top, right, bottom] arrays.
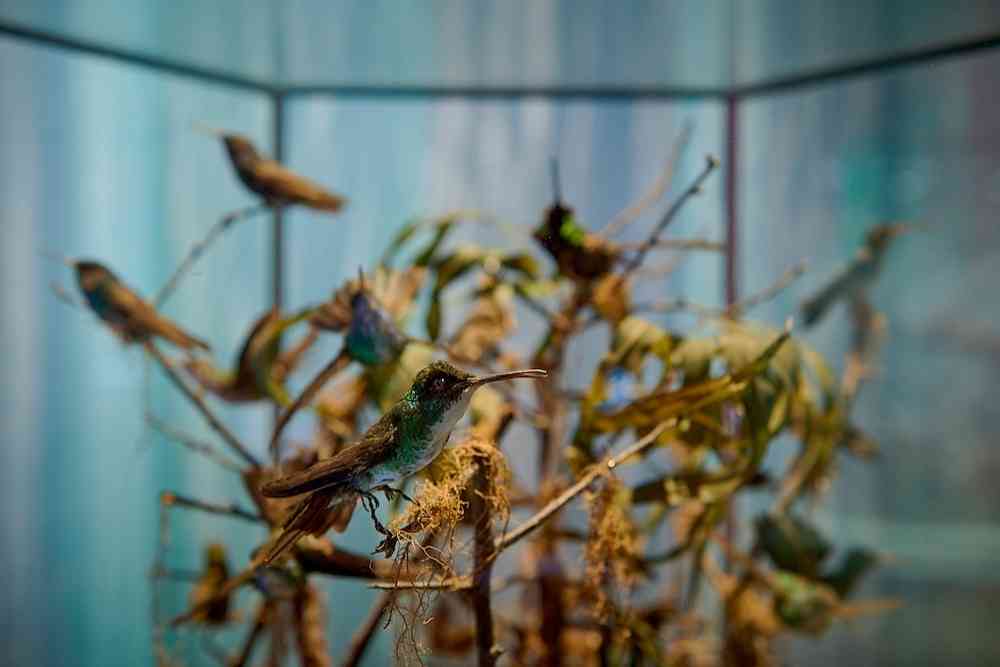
[[259, 361, 546, 562], [184, 308, 313, 405], [72, 260, 209, 351], [207, 129, 346, 212], [801, 223, 910, 327], [188, 542, 232, 626]]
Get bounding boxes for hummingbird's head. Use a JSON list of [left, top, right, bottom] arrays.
[[533, 202, 575, 250], [74, 260, 114, 292], [410, 361, 548, 407], [222, 134, 260, 169]]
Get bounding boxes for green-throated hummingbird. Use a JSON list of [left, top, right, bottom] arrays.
[[259, 361, 546, 562]]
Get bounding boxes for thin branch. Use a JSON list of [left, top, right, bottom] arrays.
[[619, 156, 719, 279], [230, 602, 271, 667], [270, 348, 351, 461], [146, 413, 244, 473], [155, 203, 269, 307], [369, 576, 473, 591], [339, 591, 396, 667], [144, 341, 261, 468], [494, 421, 670, 553], [472, 453, 499, 667], [600, 121, 694, 238], [160, 490, 262, 523], [618, 238, 726, 253], [726, 260, 807, 318]]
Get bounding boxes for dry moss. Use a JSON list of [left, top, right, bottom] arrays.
[[583, 476, 640, 619]]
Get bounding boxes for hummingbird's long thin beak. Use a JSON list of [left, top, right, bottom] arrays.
[[192, 121, 226, 138], [468, 368, 547, 388]]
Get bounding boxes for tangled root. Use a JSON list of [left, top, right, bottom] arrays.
[[584, 476, 640, 619]]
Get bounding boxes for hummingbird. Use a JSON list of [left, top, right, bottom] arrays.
[[532, 163, 617, 282], [754, 513, 832, 579], [183, 307, 314, 405], [71, 260, 209, 351], [800, 223, 910, 327], [259, 361, 547, 562], [188, 542, 232, 626], [202, 127, 346, 212]]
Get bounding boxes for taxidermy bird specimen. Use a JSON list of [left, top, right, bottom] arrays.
[[259, 361, 546, 563], [155, 127, 347, 307], [183, 307, 315, 405], [64, 259, 209, 351], [268, 267, 425, 456], [532, 158, 722, 284], [800, 223, 910, 327]]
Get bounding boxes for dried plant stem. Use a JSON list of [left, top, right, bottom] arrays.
[[726, 260, 807, 318], [618, 238, 726, 253], [472, 452, 499, 667], [270, 348, 351, 460], [144, 341, 260, 468], [231, 602, 271, 667], [159, 490, 262, 523], [155, 203, 269, 307], [600, 122, 694, 238], [339, 591, 396, 667], [146, 413, 244, 473], [620, 156, 719, 278], [497, 422, 670, 553]]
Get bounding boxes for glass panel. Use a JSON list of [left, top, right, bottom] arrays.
[[739, 49, 1000, 665], [735, 0, 1000, 85], [0, 37, 272, 665], [0, 0, 730, 88], [282, 94, 725, 659]]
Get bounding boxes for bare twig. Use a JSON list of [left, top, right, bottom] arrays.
[[145, 341, 260, 468], [726, 261, 807, 318], [160, 491, 262, 523], [620, 156, 719, 279], [472, 454, 499, 667], [155, 203, 269, 307], [270, 348, 351, 460], [618, 238, 726, 253], [146, 413, 244, 473], [497, 421, 670, 553], [231, 602, 271, 667], [600, 122, 694, 238], [339, 591, 396, 667]]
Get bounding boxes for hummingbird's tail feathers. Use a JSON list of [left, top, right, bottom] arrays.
[[304, 191, 347, 212], [157, 322, 212, 352], [328, 497, 358, 533]]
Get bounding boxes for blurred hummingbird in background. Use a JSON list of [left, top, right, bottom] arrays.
[[69, 260, 209, 351], [188, 542, 232, 626], [259, 361, 547, 562], [184, 307, 315, 405], [198, 126, 346, 212], [800, 223, 911, 327]]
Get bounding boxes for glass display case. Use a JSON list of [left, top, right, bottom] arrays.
[[2, 2, 999, 665]]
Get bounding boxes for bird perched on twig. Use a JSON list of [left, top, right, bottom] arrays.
[[259, 361, 547, 562], [209, 129, 346, 212], [68, 259, 209, 351]]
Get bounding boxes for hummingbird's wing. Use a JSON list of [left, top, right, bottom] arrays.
[[254, 159, 346, 212], [108, 281, 210, 350], [261, 415, 398, 498]]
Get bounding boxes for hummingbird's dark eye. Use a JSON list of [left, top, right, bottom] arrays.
[[432, 376, 446, 391]]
